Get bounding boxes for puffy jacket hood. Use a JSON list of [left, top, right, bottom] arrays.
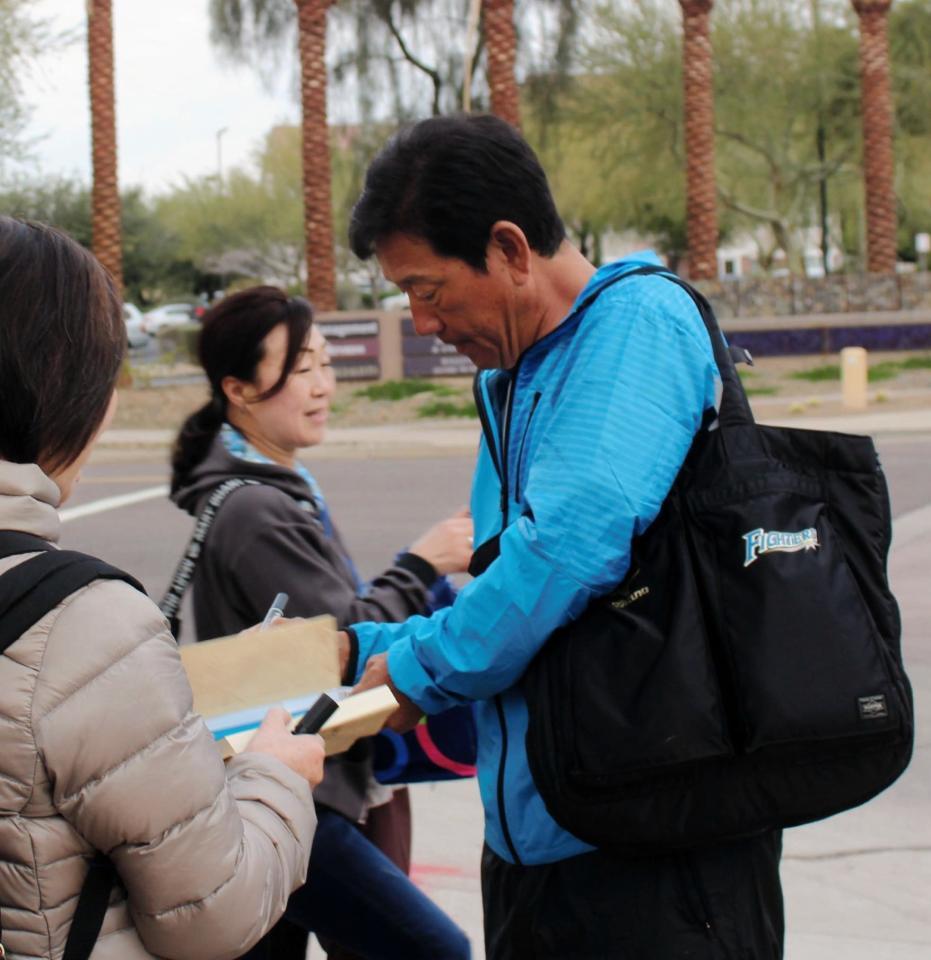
[[172, 435, 311, 517]]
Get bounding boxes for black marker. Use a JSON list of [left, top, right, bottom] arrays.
[[293, 693, 339, 735]]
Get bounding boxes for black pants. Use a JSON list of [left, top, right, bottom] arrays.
[[481, 833, 784, 960]]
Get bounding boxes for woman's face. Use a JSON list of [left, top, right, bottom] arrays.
[[229, 323, 335, 457]]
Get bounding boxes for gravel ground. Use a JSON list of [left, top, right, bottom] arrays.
[[114, 353, 931, 432]]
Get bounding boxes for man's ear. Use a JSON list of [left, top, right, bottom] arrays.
[[487, 221, 532, 283], [221, 375, 254, 411]]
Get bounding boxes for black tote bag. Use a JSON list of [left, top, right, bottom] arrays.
[[522, 268, 914, 854]]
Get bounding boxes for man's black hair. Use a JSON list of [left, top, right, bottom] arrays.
[[349, 114, 565, 272]]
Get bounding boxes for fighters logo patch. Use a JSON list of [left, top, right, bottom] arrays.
[[742, 527, 820, 567]]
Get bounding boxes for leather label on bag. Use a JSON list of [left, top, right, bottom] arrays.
[[858, 695, 889, 721], [742, 526, 820, 567]]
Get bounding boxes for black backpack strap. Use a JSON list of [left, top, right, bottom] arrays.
[[61, 853, 118, 960], [158, 477, 261, 637], [0, 535, 142, 960], [0, 530, 54, 558], [0, 538, 145, 655]]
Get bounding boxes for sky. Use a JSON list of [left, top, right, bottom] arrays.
[[16, 0, 301, 194]]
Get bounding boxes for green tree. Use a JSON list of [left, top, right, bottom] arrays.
[[0, 177, 197, 304], [535, 0, 887, 275], [155, 125, 308, 289], [889, 0, 931, 259], [0, 0, 58, 166]]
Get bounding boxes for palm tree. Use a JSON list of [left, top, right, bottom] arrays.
[[851, 0, 897, 274], [483, 0, 520, 128], [295, 0, 338, 310], [87, 0, 122, 293], [678, 0, 718, 281], [209, 0, 337, 309]]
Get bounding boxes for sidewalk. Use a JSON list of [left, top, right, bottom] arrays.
[[97, 403, 931, 459]]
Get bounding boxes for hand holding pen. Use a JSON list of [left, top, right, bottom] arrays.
[[260, 592, 289, 630]]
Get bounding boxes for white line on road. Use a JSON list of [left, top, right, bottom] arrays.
[[59, 482, 931, 543], [60, 485, 170, 524]]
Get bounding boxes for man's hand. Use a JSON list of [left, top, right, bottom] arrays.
[[352, 652, 423, 733]]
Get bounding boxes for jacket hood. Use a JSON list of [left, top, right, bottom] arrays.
[[0, 461, 62, 543], [171, 435, 311, 517]]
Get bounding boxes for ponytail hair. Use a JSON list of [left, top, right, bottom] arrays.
[[170, 393, 226, 494], [169, 286, 313, 492]]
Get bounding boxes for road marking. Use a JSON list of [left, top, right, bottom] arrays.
[[60, 485, 170, 523], [80, 474, 168, 485]]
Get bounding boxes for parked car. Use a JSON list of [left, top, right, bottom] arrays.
[[123, 303, 149, 349], [143, 302, 195, 335]]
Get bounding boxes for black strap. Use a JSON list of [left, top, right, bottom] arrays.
[[0, 533, 145, 654], [468, 533, 501, 578], [575, 265, 756, 430], [61, 854, 118, 960], [158, 478, 261, 636], [0, 533, 142, 960]]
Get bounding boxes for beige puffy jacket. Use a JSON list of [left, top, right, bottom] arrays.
[[0, 463, 316, 960]]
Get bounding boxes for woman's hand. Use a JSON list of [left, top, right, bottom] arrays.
[[408, 506, 474, 576], [245, 707, 326, 787]]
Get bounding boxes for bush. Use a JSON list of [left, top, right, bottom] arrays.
[[157, 323, 200, 364], [418, 399, 478, 419], [355, 379, 457, 401], [790, 364, 840, 382]]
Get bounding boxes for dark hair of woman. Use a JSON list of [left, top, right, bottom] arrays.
[[0, 216, 124, 473], [170, 286, 313, 492]]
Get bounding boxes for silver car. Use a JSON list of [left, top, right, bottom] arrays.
[[123, 303, 149, 349], [143, 302, 195, 336]]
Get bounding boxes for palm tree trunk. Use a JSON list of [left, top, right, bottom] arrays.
[[483, 0, 521, 129], [851, 0, 897, 274], [87, 0, 122, 294], [679, 0, 718, 281], [295, 0, 337, 310]]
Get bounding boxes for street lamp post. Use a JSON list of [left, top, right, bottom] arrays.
[[215, 126, 228, 185]]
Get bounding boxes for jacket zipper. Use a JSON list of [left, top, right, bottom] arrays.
[[513, 391, 542, 504], [498, 374, 516, 519], [475, 368, 524, 866]]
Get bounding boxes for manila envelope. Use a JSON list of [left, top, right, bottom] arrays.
[[179, 616, 398, 757]]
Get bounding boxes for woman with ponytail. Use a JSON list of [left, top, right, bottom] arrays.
[[169, 286, 472, 960]]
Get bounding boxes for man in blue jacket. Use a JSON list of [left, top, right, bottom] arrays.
[[347, 114, 783, 959]]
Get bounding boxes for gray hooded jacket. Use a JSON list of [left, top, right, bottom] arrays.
[[171, 438, 438, 819]]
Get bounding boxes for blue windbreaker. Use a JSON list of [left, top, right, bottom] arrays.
[[352, 253, 720, 865]]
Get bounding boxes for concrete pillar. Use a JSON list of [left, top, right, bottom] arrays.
[[841, 346, 869, 409]]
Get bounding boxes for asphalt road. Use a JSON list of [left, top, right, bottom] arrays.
[[64, 454, 476, 605], [65, 436, 931, 601]]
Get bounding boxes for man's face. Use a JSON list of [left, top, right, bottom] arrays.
[[375, 232, 522, 370]]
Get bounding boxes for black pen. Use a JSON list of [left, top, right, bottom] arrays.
[[293, 693, 339, 735]]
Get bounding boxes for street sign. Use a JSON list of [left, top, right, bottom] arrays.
[[317, 318, 381, 380]]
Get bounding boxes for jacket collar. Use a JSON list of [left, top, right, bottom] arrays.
[[0, 461, 62, 543]]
